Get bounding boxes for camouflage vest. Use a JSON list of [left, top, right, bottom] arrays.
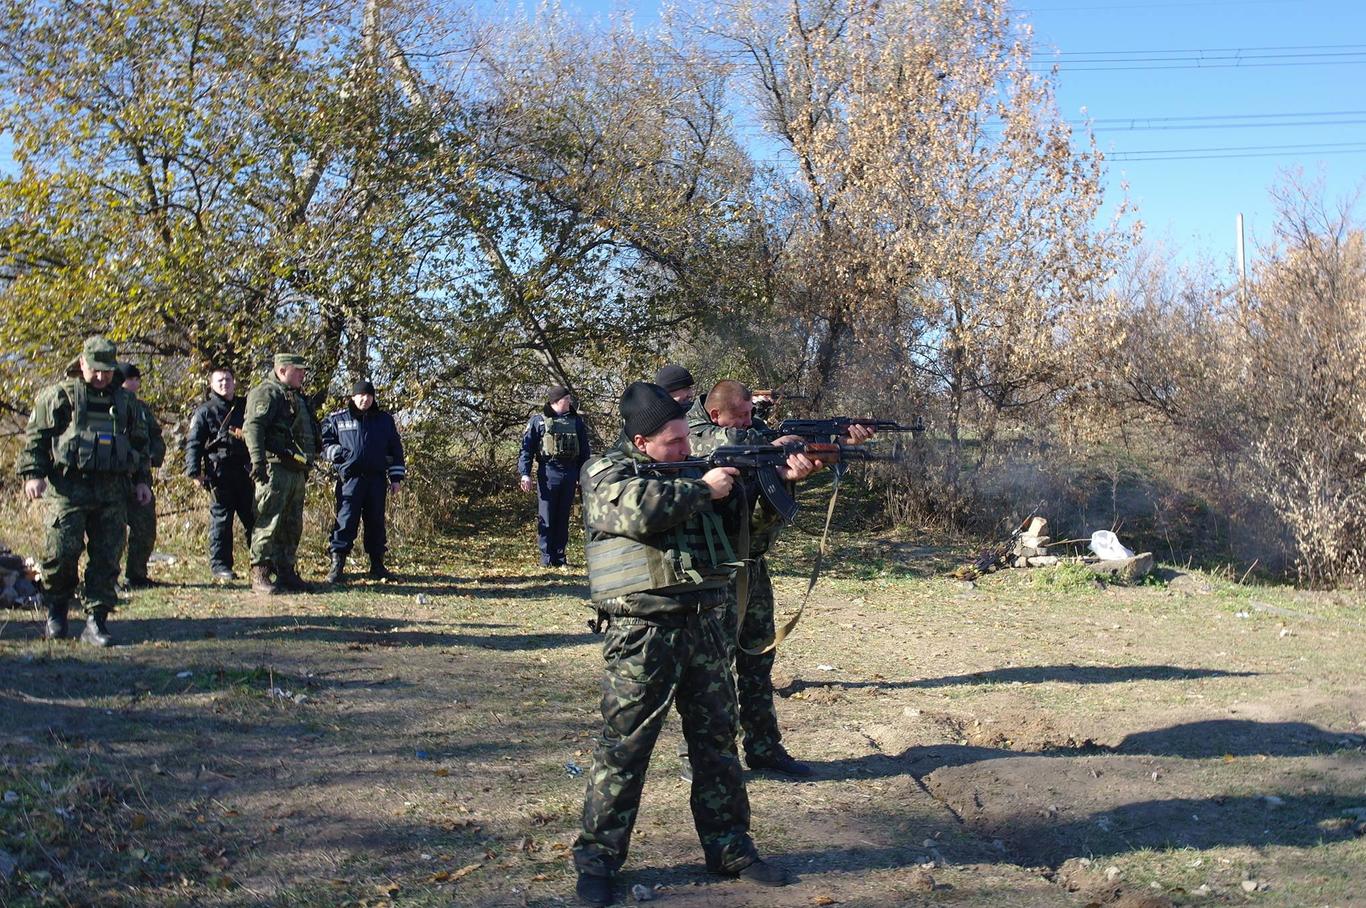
[[55, 381, 138, 475], [540, 414, 580, 461], [583, 460, 738, 602]]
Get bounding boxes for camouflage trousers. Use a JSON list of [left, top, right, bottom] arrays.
[[728, 555, 783, 761], [574, 606, 758, 877], [41, 473, 129, 613], [250, 467, 306, 568], [125, 490, 156, 580]]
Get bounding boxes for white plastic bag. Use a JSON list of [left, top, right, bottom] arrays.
[[1089, 530, 1134, 560]]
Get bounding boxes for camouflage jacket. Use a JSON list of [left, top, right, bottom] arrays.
[[131, 397, 166, 470], [19, 378, 152, 484], [243, 374, 319, 472], [685, 395, 789, 557], [580, 436, 742, 618]]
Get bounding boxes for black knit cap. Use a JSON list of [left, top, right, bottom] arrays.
[[119, 362, 141, 380], [620, 382, 686, 439], [351, 379, 376, 396], [653, 364, 694, 393], [546, 385, 571, 405]]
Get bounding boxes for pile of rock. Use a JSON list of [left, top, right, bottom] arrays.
[[0, 542, 43, 609]]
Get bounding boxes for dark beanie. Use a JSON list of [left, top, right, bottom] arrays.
[[653, 364, 694, 393], [546, 385, 571, 405], [119, 362, 141, 380], [620, 382, 686, 439], [351, 379, 376, 396]]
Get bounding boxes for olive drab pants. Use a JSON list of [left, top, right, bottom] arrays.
[[573, 607, 758, 878], [42, 473, 129, 613], [125, 490, 156, 580], [729, 555, 784, 762], [250, 466, 306, 568]]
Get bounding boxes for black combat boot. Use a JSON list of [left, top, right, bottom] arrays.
[[747, 745, 813, 777], [250, 563, 280, 595], [275, 563, 314, 593], [326, 552, 346, 584], [575, 871, 614, 906], [125, 575, 161, 589], [80, 611, 115, 647], [367, 554, 397, 582], [44, 601, 70, 640]]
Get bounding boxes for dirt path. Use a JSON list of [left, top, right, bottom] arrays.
[[1, 543, 1363, 907]]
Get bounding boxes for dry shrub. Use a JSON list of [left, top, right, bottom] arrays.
[[1091, 179, 1366, 586]]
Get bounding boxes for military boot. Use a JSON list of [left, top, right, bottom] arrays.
[[44, 600, 70, 640], [80, 611, 115, 648], [367, 554, 397, 582], [326, 552, 346, 584], [276, 563, 314, 593], [251, 564, 280, 595], [575, 872, 614, 907]]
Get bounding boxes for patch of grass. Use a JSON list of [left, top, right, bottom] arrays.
[[1029, 561, 1102, 593]]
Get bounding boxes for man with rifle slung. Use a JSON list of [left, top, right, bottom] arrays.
[[683, 381, 876, 777], [185, 367, 254, 581], [573, 382, 812, 906]]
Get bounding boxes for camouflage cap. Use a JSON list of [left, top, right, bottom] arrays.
[[81, 336, 119, 371], [273, 353, 308, 369]]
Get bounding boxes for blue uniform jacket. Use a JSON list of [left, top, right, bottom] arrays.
[[517, 406, 591, 479], [320, 404, 406, 482]]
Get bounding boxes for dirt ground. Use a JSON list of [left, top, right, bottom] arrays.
[[1, 529, 1363, 907]]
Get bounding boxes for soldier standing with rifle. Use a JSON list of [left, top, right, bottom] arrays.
[[572, 381, 805, 907], [185, 367, 254, 581], [20, 336, 152, 646], [119, 363, 166, 588], [243, 354, 320, 594], [685, 379, 874, 777]]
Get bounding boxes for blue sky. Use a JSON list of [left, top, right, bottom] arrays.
[[557, 0, 1366, 267]]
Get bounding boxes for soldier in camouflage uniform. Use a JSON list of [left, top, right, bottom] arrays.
[[20, 336, 153, 646], [685, 379, 869, 777], [243, 354, 320, 594], [572, 382, 794, 907], [119, 363, 167, 588]]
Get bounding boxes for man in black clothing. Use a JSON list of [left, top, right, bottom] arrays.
[[321, 380, 407, 583], [185, 367, 254, 581]]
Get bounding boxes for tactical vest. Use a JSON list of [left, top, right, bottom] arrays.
[[540, 414, 580, 461], [55, 381, 138, 475], [583, 460, 738, 602]]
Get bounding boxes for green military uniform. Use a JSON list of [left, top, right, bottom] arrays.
[[124, 386, 166, 584], [19, 336, 151, 643], [686, 395, 793, 766], [243, 355, 320, 589], [574, 385, 760, 900]]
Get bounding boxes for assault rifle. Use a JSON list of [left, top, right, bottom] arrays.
[[773, 415, 925, 441], [632, 441, 899, 522]]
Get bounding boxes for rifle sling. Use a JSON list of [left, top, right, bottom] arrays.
[[735, 468, 841, 657]]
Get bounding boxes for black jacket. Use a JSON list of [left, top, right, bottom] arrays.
[[185, 393, 250, 481]]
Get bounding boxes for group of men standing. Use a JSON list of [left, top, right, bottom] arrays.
[[20, 338, 406, 643]]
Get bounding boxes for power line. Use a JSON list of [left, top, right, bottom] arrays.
[[1021, 0, 1314, 11], [1110, 147, 1366, 162], [1084, 108, 1366, 123], [1109, 140, 1366, 160]]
